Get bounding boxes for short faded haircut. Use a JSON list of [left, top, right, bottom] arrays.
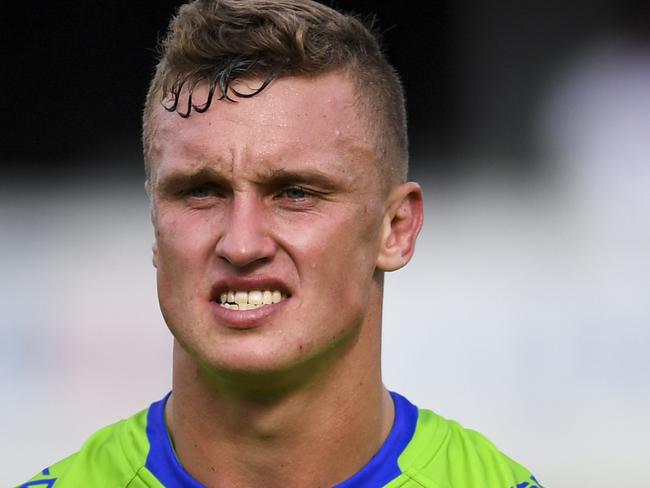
[[142, 0, 408, 188]]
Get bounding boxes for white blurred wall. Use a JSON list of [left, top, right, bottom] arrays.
[[2, 159, 649, 487]]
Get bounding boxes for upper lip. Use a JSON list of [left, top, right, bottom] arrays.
[[210, 276, 292, 301]]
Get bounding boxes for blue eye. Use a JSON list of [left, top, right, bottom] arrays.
[[188, 186, 212, 198], [284, 187, 308, 200]]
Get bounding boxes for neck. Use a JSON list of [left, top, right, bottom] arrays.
[[166, 319, 393, 487]]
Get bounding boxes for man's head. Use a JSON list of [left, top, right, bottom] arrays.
[[143, 0, 408, 192], [144, 0, 422, 390]]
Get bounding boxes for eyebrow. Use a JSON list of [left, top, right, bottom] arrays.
[[254, 168, 342, 191], [152, 160, 349, 201], [154, 166, 229, 195]]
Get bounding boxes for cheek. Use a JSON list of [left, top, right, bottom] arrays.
[[284, 212, 381, 292], [155, 211, 216, 269], [154, 213, 219, 309], [155, 214, 213, 326]]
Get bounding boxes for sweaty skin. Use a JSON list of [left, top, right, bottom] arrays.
[[147, 71, 424, 487]]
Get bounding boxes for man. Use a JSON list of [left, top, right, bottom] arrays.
[[23, 1, 542, 486]]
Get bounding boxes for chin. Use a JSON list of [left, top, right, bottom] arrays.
[[186, 337, 338, 395], [189, 337, 305, 373]]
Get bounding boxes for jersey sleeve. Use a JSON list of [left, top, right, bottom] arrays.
[[16, 411, 154, 488]]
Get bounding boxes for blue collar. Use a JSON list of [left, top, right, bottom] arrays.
[[334, 392, 418, 487], [145, 392, 203, 487], [145, 391, 418, 487]]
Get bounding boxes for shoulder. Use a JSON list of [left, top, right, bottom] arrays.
[[397, 408, 543, 488], [17, 407, 157, 488]]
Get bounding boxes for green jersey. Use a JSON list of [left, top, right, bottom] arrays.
[[20, 392, 542, 487]]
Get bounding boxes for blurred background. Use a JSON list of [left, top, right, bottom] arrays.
[[2, 1, 649, 486]]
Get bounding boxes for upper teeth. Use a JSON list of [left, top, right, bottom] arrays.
[[219, 290, 286, 310]]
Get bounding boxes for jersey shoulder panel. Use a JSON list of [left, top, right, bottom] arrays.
[[18, 407, 153, 488], [397, 408, 543, 488]]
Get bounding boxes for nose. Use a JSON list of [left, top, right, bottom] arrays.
[[214, 192, 276, 268]]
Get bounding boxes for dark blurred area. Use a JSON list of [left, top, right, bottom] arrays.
[[2, 0, 649, 183]]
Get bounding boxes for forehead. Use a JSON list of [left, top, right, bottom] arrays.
[[149, 71, 379, 185]]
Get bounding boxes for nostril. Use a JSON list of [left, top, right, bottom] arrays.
[[215, 235, 277, 268], [216, 248, 275, 269], [213, 197, 277, 267]]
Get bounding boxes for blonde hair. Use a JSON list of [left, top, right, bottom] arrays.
[[142, 0, 408, 186]]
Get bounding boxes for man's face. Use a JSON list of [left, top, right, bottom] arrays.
[[148, 72, 389, 378]]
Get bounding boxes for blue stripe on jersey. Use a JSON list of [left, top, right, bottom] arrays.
[[144, 390, 418, 487], [145, 392, 204, 487], [18, 481, 56, 488], [334, 391, 418, 488]]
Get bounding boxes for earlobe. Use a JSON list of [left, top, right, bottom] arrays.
[[148, 189, 159, 269], [376, 182, 424, 272]]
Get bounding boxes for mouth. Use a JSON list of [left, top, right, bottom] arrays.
[[217, 289, 289, 311]]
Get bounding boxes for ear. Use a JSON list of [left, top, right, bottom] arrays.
[[145, 179, 159, 269], [376, 182, 424, 272]]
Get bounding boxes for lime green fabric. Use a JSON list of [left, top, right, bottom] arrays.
[[386, 409, 538, 487], [19, 398, 540, 488], [19, 407, 163, 488]]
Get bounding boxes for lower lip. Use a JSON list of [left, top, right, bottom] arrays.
[[209, 299, 289, 329]]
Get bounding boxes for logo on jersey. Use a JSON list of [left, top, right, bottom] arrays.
[[511, 474, 543, 488]]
